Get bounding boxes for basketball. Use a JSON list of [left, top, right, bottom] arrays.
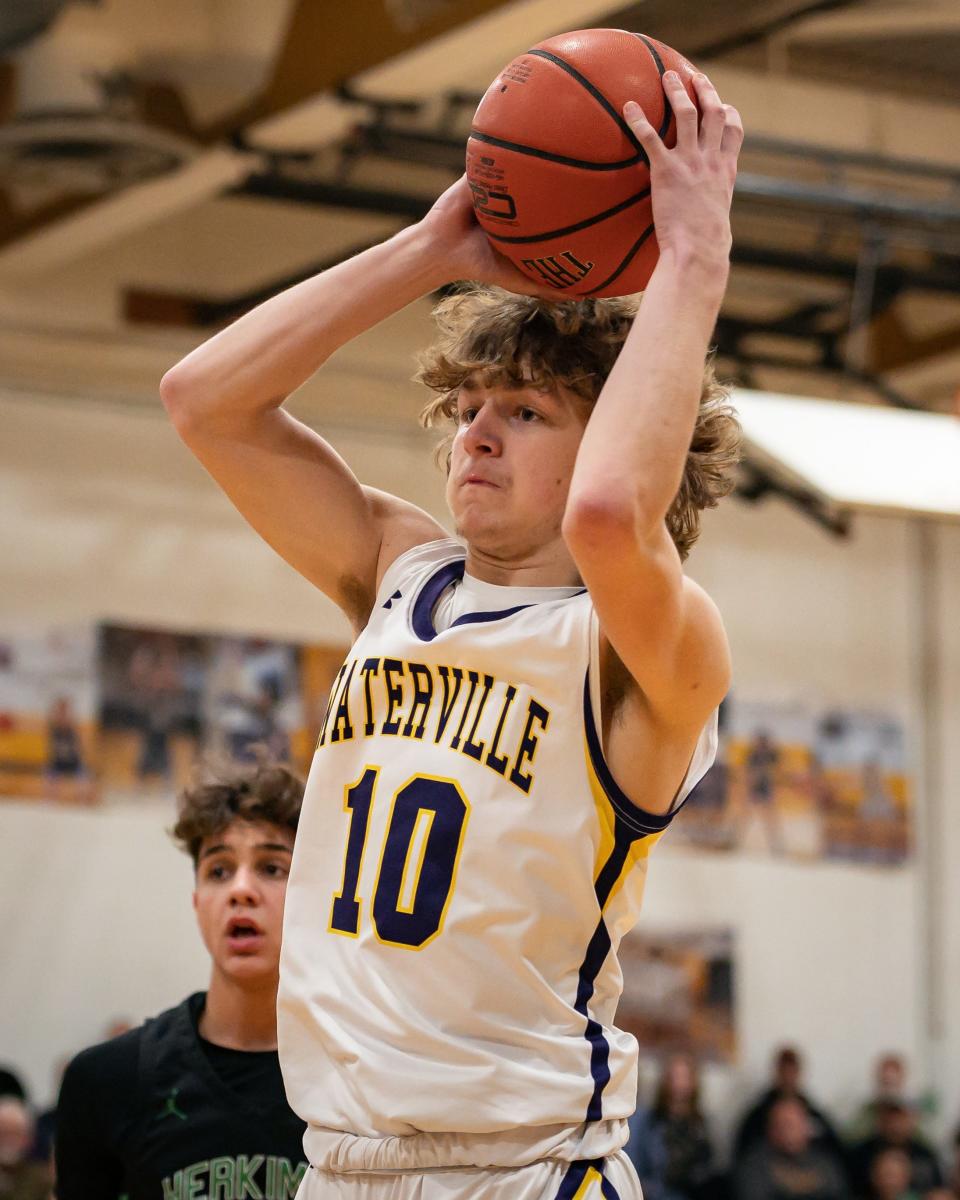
[[466, 29, 700, 297]]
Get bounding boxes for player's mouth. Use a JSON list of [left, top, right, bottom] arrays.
[[464, 473, 500, 488], [225, 916, 266, 953]]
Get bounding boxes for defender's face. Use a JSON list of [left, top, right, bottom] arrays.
[[446, 378, 588, 558], [193, 819, 294, 986]]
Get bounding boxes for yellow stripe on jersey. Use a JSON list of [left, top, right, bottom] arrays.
[[583, 734, 663, 913], [572, 1164, 606, 1199]]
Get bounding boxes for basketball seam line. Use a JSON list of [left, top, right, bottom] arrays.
[[632, 34, 673, 140], [483, 188, 651, 245], [526, 48, 649, 162], [468, 130, 642, 172], [582, 223, 656, 295]]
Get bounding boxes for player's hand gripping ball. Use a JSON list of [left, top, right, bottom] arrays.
[[466, 28, 701, 297]]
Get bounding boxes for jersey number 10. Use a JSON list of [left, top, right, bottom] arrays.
[[328, 767, 470, 949]]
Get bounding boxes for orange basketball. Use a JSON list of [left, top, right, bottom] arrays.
[[466, 29, 700, 297]]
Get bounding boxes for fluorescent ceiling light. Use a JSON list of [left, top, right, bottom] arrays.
[[734, 389, 960, 521]]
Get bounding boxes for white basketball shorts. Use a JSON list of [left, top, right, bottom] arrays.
[[295, 1152, 642, 1199]]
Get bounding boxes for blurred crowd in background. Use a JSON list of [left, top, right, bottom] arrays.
[[624, 1046, 960, 1200], [3, 1036, 960, 1200]]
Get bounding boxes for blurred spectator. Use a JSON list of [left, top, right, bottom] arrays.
[[625, 1053, 714, 1200], [847, 1055, 935, 1145], [735, 1046, 845, 1165], [847, 1055, 906, 1141], [866, 1148, 916, 1200], [848, 1101, 942, 1198], [743, 730, 783, 854], [43, 697, 93, 805], [0, 1097, 50, 1200], [951, 1127, 960, 1196], [129, 638, 183, 783], [733, 1097, 848, 1200]]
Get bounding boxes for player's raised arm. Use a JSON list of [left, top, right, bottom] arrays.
[[160, 177, 548, 631], [562, 71, 743, 730]]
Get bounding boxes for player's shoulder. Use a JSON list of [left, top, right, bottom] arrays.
[[61, 1024, 143, 1105], [62, 996, 189, 1094], [364, 489, 447, 567]]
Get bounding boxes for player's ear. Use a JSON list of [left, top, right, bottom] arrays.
[[191, 887, 198, 912]]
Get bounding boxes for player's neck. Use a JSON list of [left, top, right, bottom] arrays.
[[200, 969, 279, 1051], [463, 539, 582, 588]]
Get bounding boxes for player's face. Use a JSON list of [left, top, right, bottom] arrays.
[[446, 377, 589, 561], [192, 819, 294, 987]]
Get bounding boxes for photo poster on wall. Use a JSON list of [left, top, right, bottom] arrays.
[[97, 623, 208, 801], [96, 623, 349, 803], [0, 628, 98, 803], [672, 696, 912, 866], [617, 927, 736, 1065], [0, 622, 350, 806]]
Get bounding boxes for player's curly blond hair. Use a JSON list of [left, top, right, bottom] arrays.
[[416, 285, 741, 561]]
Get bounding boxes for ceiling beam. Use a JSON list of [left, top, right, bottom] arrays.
[[869, 309, 960, 372], [0, 0, 626, 278], [204, 0, 518, 140], [693, 0, 859, 58], [0, 146, 257, 277], [776, 0, 960, 43]]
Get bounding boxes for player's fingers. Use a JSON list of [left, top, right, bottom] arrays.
[[663, 70, 699, 149], [692, 73, 726, 150], [720, 104, 745, 159], [622, 99, 667, 166]]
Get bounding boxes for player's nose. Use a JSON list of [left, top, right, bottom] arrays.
[[462, 404, 502, 455], [228, 864, 260, 904]]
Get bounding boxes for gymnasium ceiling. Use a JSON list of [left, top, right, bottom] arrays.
[[1, 0, 959, 436]]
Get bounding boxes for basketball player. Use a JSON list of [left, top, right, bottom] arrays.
[[160, 71, 743, 1199], [54, 762, 308, 1199]]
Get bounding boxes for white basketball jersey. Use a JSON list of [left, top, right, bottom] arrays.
[[278, 539, 717, 1172]]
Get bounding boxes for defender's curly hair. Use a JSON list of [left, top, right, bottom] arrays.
[[416, 285, 741, 560], [171, 760, 304, 867]]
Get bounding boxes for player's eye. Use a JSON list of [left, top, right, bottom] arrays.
[[260, 861, 288, 878], [459, 407, 478, 424], [206, 863, 230, 881], [518, 407, 540, 422]]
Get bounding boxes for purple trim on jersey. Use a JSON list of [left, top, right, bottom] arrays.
[[575, 830, 632, 1123], [409, 556, 585, 642], [554, 1160, 591, 1199], [411, 560, 465, 641], [578, 670, 693, 1122], [583, 673, 678, 838], [449, 603, 535, 628]]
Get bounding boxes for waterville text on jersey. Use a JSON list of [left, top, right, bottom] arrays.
[[317, 657, 552, 794]]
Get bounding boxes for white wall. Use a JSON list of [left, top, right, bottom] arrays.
[[647, 502, 928, 1146], [0, 801, 206, 1104], [0, 389, 956, 1156]]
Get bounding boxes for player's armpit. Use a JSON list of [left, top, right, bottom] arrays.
[[566, 513, 730, 730]]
